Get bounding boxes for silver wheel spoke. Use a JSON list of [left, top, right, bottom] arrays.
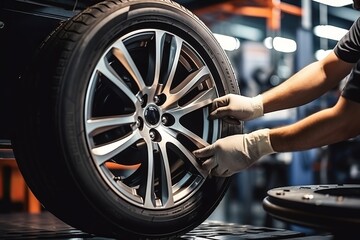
[[144, 140, 156, 208], [112, 40, 147, 92], [160, 128, 208, 178], [86, 114, 136, 136], [172, 137, 208, 179], [168, 87, 217, 117], [173, 123, 209, 149], [147, 30, 166, 98], [165, 88, 217, 148], [162, 36, 183, 95], [96, 57, 138, 104], [91, 130, 142, 166], [163, 66, 210, 109], [158, 141, 175, 207]]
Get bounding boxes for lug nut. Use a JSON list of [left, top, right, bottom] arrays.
[[138, 94, 147, 107], [149, 130, 156, 140], [132, 117, 143, 130], [161, 116, 168, 125], [153, 94, 166, 105], [160, 113, 174, 126], [154, 95, 160, 104], [136, 119, 141, 127]]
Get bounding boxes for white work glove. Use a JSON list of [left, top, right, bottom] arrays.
[[210, 94, 264, 123], [193, 129, 275, 177]]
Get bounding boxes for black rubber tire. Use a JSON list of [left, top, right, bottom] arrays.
[[12, 0, 241, 239]]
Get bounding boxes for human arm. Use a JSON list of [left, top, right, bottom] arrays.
[[262, 51, 353, 113], [270, 96, 360, 152], [209, 52, 354, 121], [194, 96, 360, 177]]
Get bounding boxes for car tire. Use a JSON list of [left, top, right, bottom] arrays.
[[13, 0, 242, 238]]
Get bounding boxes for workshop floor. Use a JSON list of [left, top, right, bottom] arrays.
[[0, 158, 335, 239], [0, 211, 336, 240]]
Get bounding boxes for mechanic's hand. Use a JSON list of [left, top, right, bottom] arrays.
[[193, 129, 275, 177], [209, 94, 264, 124]]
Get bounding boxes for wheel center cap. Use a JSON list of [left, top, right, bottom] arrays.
[[144, 105, 160, 125]]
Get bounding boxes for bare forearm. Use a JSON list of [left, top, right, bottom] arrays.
[[270, 97, 360, 152], [262, 52, 353, 114], [270, 109, 343, 152], [263, 62, 328, 113]]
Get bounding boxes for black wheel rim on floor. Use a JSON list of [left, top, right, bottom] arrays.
[[263, 184, 360, 234]]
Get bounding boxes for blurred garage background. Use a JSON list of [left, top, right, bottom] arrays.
[[1, 0, 359, 233], [175, 0, 360, 231]]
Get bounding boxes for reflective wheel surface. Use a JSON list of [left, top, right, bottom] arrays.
[[84, 29, 220, 209]]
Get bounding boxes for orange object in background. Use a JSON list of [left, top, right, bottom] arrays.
[[0, 150, 139, 215], [0, 155, 42, 214], [193, 0, 302, 31]]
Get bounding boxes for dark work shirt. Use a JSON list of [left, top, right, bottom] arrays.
[[334, 17, 360, 103]]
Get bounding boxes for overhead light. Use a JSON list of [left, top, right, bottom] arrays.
[[212, 22, 263, 41], [213, 33, 240, 51], [264, 37, 297, 53], [227, 24, 263, 41], [313, 25, 348, 41], [273, 37, 297, 53], [312, 0, 353, 7], [315, 49, 332, 60], [263, 37, 273, 49]]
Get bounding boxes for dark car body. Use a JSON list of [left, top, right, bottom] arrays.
[[0, 0, 100, 139]]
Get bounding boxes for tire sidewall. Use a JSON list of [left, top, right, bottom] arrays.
[[45, 0, 239, 237]]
